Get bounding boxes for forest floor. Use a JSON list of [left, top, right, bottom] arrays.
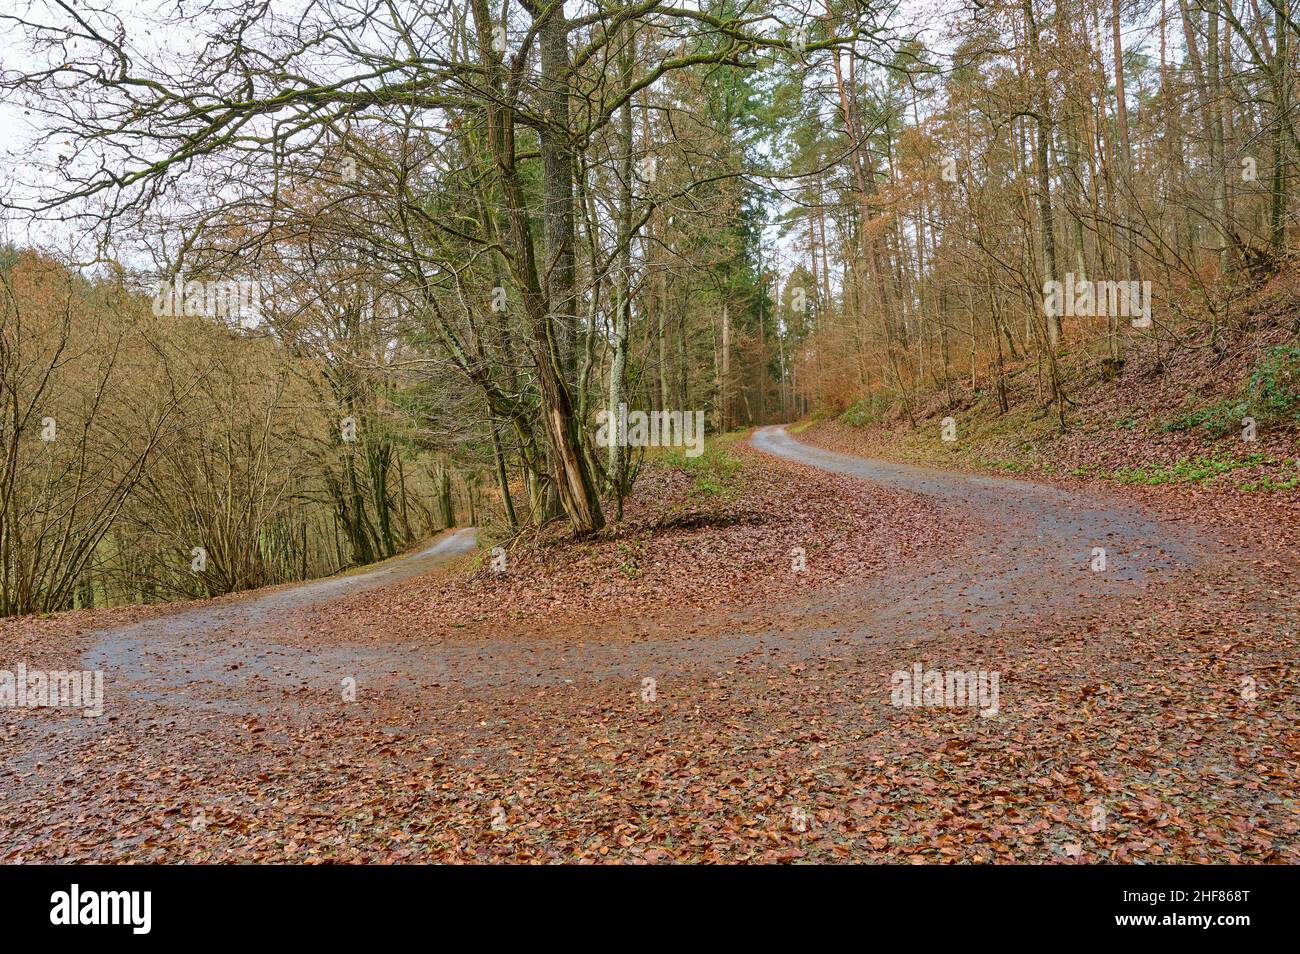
[[2, 415, 1297, 862]]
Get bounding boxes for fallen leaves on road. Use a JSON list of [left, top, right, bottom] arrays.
[[1, 439, 1296, 863]]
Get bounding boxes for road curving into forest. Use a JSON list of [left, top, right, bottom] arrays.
[[65, 427, 1199, 708], [749, 425, 1198, 634], [82, 528, 480, 709], [7, 530, 480, 781], [1, 424, 1222, 862]]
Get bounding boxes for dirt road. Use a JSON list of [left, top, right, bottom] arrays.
[[63, 427, 1193, 707], [750, 425, 1196, 625], [4, 427, 1284, 863]]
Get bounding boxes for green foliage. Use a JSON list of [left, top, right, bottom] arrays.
[[613, 541, 645, 579], [1237, 470, 1300, 491], [1246, 346, 1300, 424], [1161, 399, 1249, 438], [1162, 346, 1300, 437], [840, 393, 895, 428], [661, 445, 744, 499], [1105, 451, 1268, 485]]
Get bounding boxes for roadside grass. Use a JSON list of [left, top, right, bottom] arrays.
[[1161, 345, 1300, 438], [1238, 467, 1300, 491], [660, 436, 745, 500], [1086, 450, 1300, 488], [815, 393, 1300, 492], [875, 400, 1058, 474]]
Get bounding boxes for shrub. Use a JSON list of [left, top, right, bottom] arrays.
[[1162, 399, 1248, 438], [1245, 345, 1300, 424], [1162, 346, 1300, 437], [839, 392, 895, 428], [660, 445, 743, 498]]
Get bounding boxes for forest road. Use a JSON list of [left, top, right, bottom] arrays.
[[747, 424, 1198, 638], [72, 428, 1200, 708], [3, 429, 1204, 829], [0, 423, 1216, 857], [80, 528, 480, 710]]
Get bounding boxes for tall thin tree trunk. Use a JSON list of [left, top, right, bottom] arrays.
[[1025, 0, 1062, 349], [608, 25, 634, 513]]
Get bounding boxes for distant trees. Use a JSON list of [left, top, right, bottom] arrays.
[[0, 251, 169, 614], [0, 249, 465, 614], [776, 0, 1295, 419]]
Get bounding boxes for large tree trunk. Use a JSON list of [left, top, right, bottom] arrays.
[[537, 9, 603, 533], [540, 6, 579, 387], [472, 0, 604, 535]]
